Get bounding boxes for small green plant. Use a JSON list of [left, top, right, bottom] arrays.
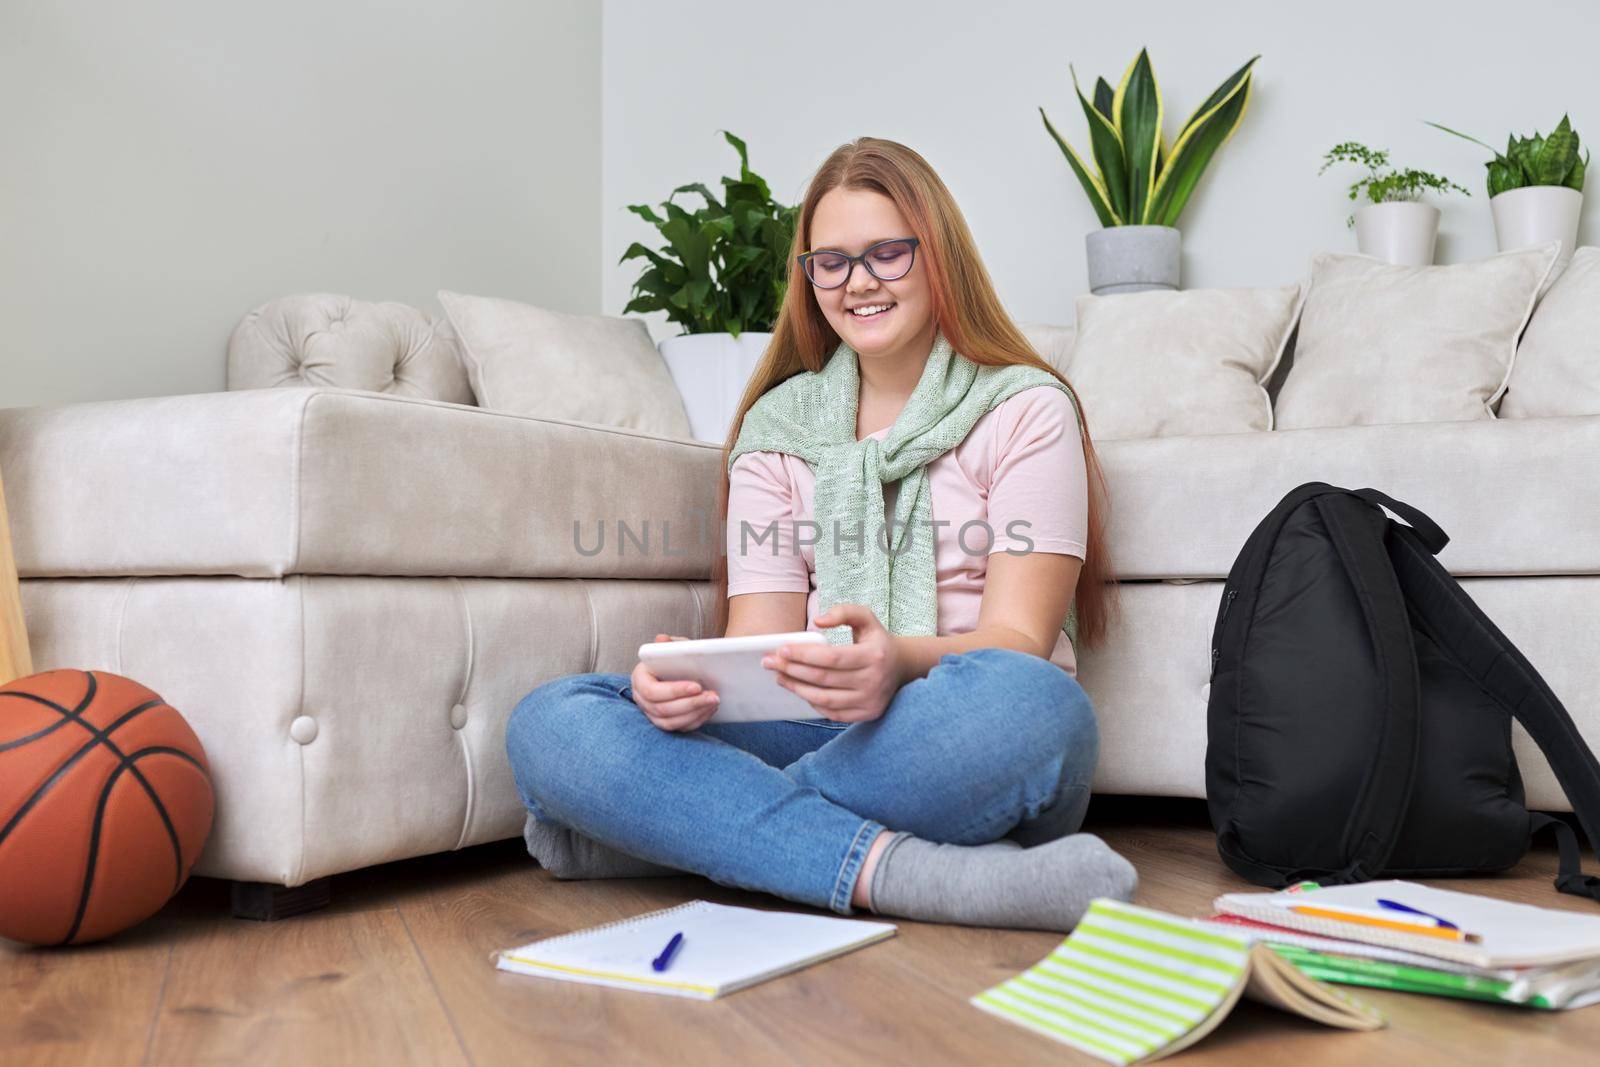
[[1319, 142, 1470, 227], [1040, 49, 1259, 228], [620, 131, 799, 338], [1426, 115, 1588, 197]]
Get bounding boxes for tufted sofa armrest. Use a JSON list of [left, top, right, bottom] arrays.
[[0, 387, 723, 581], [228, 293, 474, 404]]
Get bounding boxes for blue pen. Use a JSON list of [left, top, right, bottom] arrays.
[[652, 931, 685, 972], [1377, 898, 1459, 930]]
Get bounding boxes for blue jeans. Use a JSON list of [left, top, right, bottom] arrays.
[[504, 647, 1098, 915]]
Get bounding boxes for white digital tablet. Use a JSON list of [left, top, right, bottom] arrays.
[[638, 631, 830, 723]]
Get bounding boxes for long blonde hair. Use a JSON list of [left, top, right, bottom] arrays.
[[711, 136, 1117, 645]]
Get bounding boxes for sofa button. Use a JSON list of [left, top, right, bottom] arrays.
[[290, 715, 319, 745], [450, 703, 468, 730]]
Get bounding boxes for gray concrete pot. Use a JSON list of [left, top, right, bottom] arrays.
[[1085, 225, 1181, 295]]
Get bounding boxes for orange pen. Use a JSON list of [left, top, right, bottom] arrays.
[[1288, 904, 1483, 943]]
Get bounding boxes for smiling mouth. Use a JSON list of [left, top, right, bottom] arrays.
[[849, 302, 896, 320]]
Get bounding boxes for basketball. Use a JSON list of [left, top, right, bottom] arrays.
[[0, 669, 213, 945]]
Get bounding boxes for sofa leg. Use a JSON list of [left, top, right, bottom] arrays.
[[230, 877, 332, 921]]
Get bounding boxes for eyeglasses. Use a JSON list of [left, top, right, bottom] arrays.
[[796, 236, 920, 289]]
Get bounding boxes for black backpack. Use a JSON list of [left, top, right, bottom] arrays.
[[1206, 481, 1600, 903]]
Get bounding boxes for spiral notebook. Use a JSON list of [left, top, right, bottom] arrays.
[[1214, 881, 1600, 969], [496, 900, 896, 1000]]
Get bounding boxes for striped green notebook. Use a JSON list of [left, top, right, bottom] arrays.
[[971, 899, 1383, 1064]]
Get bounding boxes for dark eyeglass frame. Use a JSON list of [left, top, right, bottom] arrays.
[[796, 236, 921, 289]]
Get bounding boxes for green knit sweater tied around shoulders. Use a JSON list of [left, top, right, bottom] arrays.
[[728, 329, 1082, 649]]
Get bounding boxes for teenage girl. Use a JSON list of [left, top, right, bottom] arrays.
[[505, 137, 1135, 929]]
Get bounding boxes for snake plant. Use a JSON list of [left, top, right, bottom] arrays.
[[1426, 116, 1588, 198], [1040, 49, 1259, 228]]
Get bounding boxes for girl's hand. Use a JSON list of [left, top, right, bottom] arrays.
[[762, 604, 903, 723], [630, 633, 719, 732]]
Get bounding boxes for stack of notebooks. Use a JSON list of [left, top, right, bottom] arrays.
[[972, 881, 1600, 1063], [1205, 879, 1600, 1010]]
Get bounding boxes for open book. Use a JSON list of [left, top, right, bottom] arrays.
[[971, 899, 1382, 1065]]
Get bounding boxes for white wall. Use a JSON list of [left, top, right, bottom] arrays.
[[9, 1, 1595, 407], [602, 0, 1600, 338], [1, 0, 600, 407]]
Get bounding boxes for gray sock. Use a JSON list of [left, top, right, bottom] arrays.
[[523, 815, 682, 880], [866, 831, 1137, 931]]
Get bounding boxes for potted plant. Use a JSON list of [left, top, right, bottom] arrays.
[[621, 130, 798, 442], [1319, 143, 1469, 266], [1041, 49, 1258, 295], [1428, 115, 1588, 270]]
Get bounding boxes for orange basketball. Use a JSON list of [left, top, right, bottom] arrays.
[[0, 669, 213, 945]]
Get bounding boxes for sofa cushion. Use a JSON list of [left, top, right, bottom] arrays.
[[1274, 247, 1557, 429], [439, 290, 693, 439], [1095, 414, 1600, 579], [0, 388, 722, 580], [1500, 247, 1600, 419], [1068, 285, 1302, 440], [228, 293, 473, 404]]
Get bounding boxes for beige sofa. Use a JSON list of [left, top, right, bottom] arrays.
[[4, 296, 1598, 911]]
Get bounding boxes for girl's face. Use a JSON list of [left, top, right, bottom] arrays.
[[806, 187, 933, 364]]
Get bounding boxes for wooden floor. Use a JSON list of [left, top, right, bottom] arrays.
[[4, 799, 1597, 1065]]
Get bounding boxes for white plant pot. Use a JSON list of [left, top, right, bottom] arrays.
[[658, 331, 772, 444], [1492, 185, 1583, 272], [1354, 202, 1440, 266]]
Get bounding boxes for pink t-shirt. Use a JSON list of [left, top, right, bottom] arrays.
[[726, 385, 1089, 676]]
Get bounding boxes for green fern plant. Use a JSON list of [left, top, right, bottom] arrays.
[[1319, 142, 1469, 227], [1040, 49, 1259, 228], [1427, 115, 1588, 197], [620, 131, 798, 338]]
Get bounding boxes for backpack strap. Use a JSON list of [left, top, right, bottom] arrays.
[[1531, 815, 1600, 903], [1351, 488, 1450, 553], [1386, 524, 1600, 903], [1310, 493, 1423, 883]]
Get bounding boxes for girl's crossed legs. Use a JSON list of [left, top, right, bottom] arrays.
[[505, 647, 1135, 928]]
